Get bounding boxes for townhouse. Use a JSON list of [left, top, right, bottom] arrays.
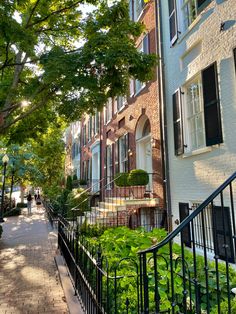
[[71, 0, 166, 229], [159, 0, 236, 252]]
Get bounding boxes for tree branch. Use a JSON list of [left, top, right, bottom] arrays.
[[25, 0, 42, 28], [0, 58, 40, 71], [0, 91, 54, 133], [3, 52, 28, 112], [26, 1, 82, 28]]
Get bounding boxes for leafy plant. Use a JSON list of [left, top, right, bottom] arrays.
[[128, 169, 149, 186], [114, 173, 130, 187], [66, 175, 73, 191], [66, 188, 89, 218], [81, 226, 236, 313], [73, 174, 78, 180], [79, 179, 87, 185]]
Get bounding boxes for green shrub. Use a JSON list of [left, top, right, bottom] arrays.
[[66, 175, 73, 190], [72, 180, 79, 188], [73, 174, 78, 180], [0, 225, 2, 239], [128, 169, 149, 186], [79, 179, 87, 185], [16, 202, 27, 208], [4, 207, 21, 217], [114, 172, 130, 187], [66, 188, 89, 218]]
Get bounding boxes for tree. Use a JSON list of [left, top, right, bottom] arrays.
[[0, 0, 157, 134], [0, 119, 65, 194]]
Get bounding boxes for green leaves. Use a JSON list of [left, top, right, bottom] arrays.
[[0, 0, 158, 133]]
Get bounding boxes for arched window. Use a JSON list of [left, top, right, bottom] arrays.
[[142, 119, 151, 137]]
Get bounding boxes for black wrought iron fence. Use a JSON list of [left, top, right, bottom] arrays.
[[43, 200, 58, 227], [138, 172, 236, 313], [58, 215, 141, 313]]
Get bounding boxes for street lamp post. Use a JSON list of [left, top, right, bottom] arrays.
[[9, 162, 15, 210], [0, 154, 9, 223]]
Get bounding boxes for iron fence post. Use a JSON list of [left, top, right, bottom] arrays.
[[96, 245, 102, 313], [75, 228, 79, 296]]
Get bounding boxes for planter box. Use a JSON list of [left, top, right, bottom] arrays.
[[115, 186, 146, 199]]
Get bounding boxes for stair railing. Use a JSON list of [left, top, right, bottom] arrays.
[[138, 171, 236, 313]]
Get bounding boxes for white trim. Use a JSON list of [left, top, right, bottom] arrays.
[[182, 146, 212, 158]]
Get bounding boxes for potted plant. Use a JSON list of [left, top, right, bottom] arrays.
[[114, 170, 149, 198], [114, 173, 131, 197], [127, 169, 149, 199], [79, 179, 87, 189]]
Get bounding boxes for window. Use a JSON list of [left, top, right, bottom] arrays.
[[116, 96, 127, 112], [142, 119, 151, 137], [168, 0, 178, 44], [135, 34, 149, 94], [185, 76, 205, 151], [104, 98, 112, 124], [134, 0, 145, 21], [129, 0, 133, 20], [72, 141, 80, 159], [106, 145, 113, 188], [93, 110, 100, 135], [88, 116, 92, 142], [82, 124, 87, 146], [173, 62, 222, 155], [182, 0, 211, 30], [130, 79, 135, 97], [119, 133, 129, 172], [115, 140, 119, 174], [179, 202, 235, 262]]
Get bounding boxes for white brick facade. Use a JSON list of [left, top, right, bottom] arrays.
[[160, 0, 236, 226]]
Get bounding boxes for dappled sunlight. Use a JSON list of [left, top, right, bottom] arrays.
[[21, 266, 50, 286], [0, 204, 68, 313]]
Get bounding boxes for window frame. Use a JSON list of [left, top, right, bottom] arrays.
[[133, 0, 145, 21], [182, 74, 206, 152], [135, 34, 149, 95], [104, 99, 113, 124], [181, 0, 211, 31], [118, 133, 129, 173], [174, 62, 222, 156], [106, 144, 113, 189]]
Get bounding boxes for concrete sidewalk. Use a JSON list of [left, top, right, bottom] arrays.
[[0, 205, 70, 314]]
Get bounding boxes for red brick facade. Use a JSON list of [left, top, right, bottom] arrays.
[[75, 1, 165, 212]]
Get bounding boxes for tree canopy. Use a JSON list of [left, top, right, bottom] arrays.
[[0, 120, 65, 192], [0, 0, 157, 135]]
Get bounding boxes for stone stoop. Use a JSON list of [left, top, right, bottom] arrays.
[[87, 197, 160, 223]]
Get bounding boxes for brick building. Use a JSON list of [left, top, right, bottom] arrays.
[[67, 0, 166, 229]]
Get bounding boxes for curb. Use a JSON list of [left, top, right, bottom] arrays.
[[55, 253, 85, 314]]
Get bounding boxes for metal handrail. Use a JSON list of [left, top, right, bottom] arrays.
[[71, 174, 125, 212], [139, 171, 236, 254]]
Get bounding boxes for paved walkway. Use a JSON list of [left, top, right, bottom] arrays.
[[0, 204, 69, 314]]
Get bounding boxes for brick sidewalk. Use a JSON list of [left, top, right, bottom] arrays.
[[0, 205, 69, 314]]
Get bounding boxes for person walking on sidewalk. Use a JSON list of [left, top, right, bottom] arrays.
[[27, 192, 32, 214]]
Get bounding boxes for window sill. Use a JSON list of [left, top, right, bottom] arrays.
[[182, 146, 212, 158], [177, 15, 202, 45]]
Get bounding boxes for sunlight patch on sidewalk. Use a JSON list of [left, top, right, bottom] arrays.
[[21, 266, 50, 285]]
